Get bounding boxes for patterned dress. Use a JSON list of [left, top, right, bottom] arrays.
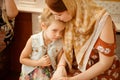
[[87, 37, 120, 80], [19, 32, 63, 80], [68, 29, 120, 80]]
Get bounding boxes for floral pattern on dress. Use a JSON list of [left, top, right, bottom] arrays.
[[19, 67, 50, 80], [97, 46, 111, 54], [86, 37, 120, 80]]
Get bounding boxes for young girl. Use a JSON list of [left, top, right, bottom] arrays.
[[45, 0, 120, 80], [19, 10, 65, 80]]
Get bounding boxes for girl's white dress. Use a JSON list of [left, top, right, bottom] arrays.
[[19, 31, 63, 80]]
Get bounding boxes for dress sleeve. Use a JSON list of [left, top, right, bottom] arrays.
[[94, 37, 116, 57], [94, 22, 117, 57]]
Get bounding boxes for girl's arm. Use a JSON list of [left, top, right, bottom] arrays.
[[70, 15, 115, 80], [19, 37, 41, 67], [20, 37, 51, 67], [4, 0, 18, 19]]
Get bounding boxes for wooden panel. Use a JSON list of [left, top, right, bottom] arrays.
[[9, 12, 32, 72]]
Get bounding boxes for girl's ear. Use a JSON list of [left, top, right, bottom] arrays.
[[41, 22, 47, 30]]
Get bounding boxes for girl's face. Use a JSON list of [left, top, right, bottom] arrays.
[[50, 9, 72, 22], [45, 21, 65, 42]]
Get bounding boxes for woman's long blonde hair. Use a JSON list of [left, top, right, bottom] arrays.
[[62, 0, 106, 71]]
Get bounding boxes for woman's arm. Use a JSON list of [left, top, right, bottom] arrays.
[[72, 53, 114, 80], [56, 49, 63, 63], [4, 0, 18, 19], [70, 15, 115, 80], [51, 53, 67, 80], [57, 53, 67, 68]]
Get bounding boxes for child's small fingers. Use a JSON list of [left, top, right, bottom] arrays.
[[44, 55, 48, 57]]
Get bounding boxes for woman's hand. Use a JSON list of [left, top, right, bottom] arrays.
[[56, 77, 74, 80], [51, 66, 67, 80], [57, 77, 68, 80]]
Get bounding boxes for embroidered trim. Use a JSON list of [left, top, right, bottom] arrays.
[[97, 46, 111, 54]]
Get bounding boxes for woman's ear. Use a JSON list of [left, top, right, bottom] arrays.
[[41, 22, 47, 30]]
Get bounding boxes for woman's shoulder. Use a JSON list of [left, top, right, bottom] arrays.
[[100, 15, 115, 44]]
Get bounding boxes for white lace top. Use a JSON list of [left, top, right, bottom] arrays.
[[21, 31, 63, 75]]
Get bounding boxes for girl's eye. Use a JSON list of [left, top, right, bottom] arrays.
[[52, 30, 57, 32]]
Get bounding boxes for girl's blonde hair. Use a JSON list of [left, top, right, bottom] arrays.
[[40, 8, 65, 28], [40, 9, 54, 27]]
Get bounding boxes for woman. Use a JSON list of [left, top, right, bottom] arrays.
[[44, 0, 120, 80]]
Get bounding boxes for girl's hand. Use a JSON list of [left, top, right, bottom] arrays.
[[38, 55, 51, 67]]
